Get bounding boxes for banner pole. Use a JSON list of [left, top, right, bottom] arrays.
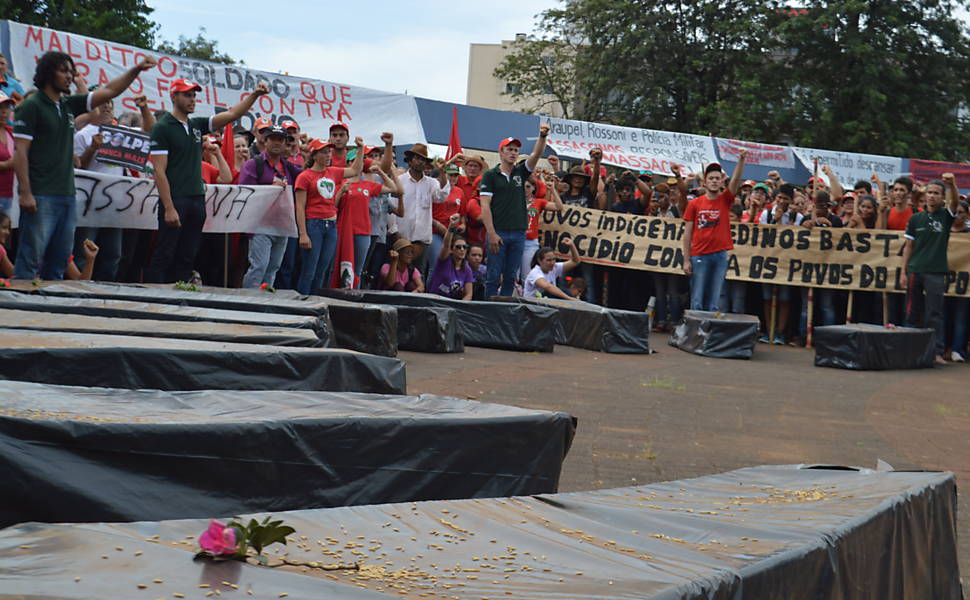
[[769, 288, 778, 341], [882, 292, 889, 326], [846, 291, 854, 324], [806, 286, 814, 348], [223, 233, 229, 288]]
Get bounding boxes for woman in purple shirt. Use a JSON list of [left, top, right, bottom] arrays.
[[427, 213, 474, 300]]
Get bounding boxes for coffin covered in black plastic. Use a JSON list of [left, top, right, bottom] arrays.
[[0, 289, 333, 344], [814, 323, 936, 370], [31, 282, 398, 357], [0, 381, 574, 527], [0, 308, 322, 347], [320, 288, 558, 352], [669, 310, 760, 359], [0, 328, 405, 394], [0, 465, 958, 600], [495, 296, 650, 353]]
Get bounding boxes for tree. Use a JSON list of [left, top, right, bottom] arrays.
[[498, 0, 970, 161], [156, 27, 239, 65], [0, 0, 158, 48]]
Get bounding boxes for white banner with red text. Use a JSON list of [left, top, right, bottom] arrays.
[[539, 206, 970, 297], [791, 146, 905, 189], [544, 117, 718, 176], [3, 20, 426, 145], [8, 169, 298, 237]]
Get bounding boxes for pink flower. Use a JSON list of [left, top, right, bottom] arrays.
[[199, 520, 239, 556], [259, 283, 268, 289]]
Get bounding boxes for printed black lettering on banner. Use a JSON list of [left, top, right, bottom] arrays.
[[96, 125, 151, 171]]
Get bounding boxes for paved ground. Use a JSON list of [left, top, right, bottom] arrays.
[[400, 334, 970, 592]]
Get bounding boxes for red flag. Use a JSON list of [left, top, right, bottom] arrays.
[[220, 123, 236, 182], [330, 195, 357, 289], [445, 106, 463, 161]]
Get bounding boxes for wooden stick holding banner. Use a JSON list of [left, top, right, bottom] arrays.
[[806, 157, 819, 347], [846, 291, 854, 324], [769, 288, 778, 341]]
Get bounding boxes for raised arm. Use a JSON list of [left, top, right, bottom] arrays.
[[211, 83, 270, 131], [588, 148, 607, 210], [134, 95, 156, 133], [943, 172, 959, 213], [89, 56, 157, 108], [561, 237, 581, 272], [379, 132, 395, 175], [726, 149, 748, 195], [526, 123, 550, 171], [341, 137, 365, 179], [822, 164, 844, 201]]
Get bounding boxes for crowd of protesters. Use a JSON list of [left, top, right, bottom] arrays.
[[0, 50, 967, 363]]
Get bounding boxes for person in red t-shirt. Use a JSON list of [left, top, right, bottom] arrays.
[[682, 148, 748, 311], [522, 170, 564, 281], [328, 122, 350, 168], [294, 137, 363, 295], [200, 136, 232, 184], [338, 158, 402, 283]]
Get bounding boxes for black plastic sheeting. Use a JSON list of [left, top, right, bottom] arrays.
[[0, 290, 334, 345], [0, 381, 574, 527], [0, 465, 958, 599], [814, 323, 936, 370], [320, 289, 559, 352], [496, 296, 650, 353], [0, 328, 406, 394], [0, 308, 322, 347], [669, 310, 760, 359], [34, 282, 398, 358]]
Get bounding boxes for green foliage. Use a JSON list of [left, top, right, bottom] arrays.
[[228, 516, 295, 557], [499, 0, 970, 161], [0, 0, 158, 48], [156, 27, 239, 65], [173, 281, 200, 292]]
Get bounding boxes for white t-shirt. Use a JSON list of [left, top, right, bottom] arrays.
[[74, 124, 124, 176], [523, 262, 564, 298]]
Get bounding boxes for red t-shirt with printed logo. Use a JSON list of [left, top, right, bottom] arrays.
[[295, 167, 344, 219], [526, 197, 549, 240], [433, 186, 465, 228], [343, 179, 382, 235], [683, 189, 735, 256]]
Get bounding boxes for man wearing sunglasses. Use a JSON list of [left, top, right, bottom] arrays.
[[237, 125, 303, 288]]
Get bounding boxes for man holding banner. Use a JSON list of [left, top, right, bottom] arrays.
[[12, 50, 157, 281], [146, 78, 270, 284], [682, 149, 748, 311]]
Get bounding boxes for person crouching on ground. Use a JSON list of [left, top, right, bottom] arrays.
[[427, 213, 474, 300], [379, 237, 425, 292], [523, 238, 581, 300]]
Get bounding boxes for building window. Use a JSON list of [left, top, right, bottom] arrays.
[[506, 83, 522, 94]]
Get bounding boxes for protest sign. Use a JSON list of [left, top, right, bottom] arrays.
[[539, 206, 970, 297], [715, 138, 796, 170], [9, 170, 297, 237], [96, 124, 150, 171], [3, 20, 426, 145], [792, 146, 904, 188], [545, 117, 717, 175]]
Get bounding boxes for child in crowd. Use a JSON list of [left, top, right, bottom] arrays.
[[379, 238, 424, 293], [568, 277, 587, 299], [523, 238, 582, 300], [467, 243, 487, 300]]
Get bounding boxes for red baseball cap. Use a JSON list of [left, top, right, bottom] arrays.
[[329, 122, 349, 133], [0, 91, 14, 107], [307, 138, 333, 153], [281, 120, 299, 131], [253, 117, 272, 132], [364, 145, 382, 156], [498, 137, 522, 150], [742, 179, 756, 187], [170, 78, 202, 94]]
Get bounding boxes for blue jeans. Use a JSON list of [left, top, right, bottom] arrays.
[[243, 234, 289, 288], [274, 236, 299, 290], [653, 272, 685, 324], [689, 250, 728, 311], [14, 194, 77, 280], [0, 197, 11, 215], [719, 279, 747, 314], [74, 227, 123, 281], [485, 229, 525, 298], [945, 296, 969, 355], [427, 232, 444, 281], [297, 218, 338, 295], [353, 233, 370, 285], [798, 287, 837, 339]]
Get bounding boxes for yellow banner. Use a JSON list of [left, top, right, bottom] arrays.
[[538, 206, 970, 297]]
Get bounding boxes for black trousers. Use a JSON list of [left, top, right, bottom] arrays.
[[145, 195, 206, 283]]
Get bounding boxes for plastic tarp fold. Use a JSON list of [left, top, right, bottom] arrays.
[[495, 296, 650, 353], [0, 328, 405, 394], [319, 289, 559, 352], [0, 465, 958, 599], [814, 323, 936, 370], [0, 381, 575, 527], [31, 281, 398, 357], [0, 289, 333, 344], [0, 308, 322, 347], [669, 310, 760, 359]]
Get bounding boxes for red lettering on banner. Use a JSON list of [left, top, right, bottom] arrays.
[[85, 40, 101, 61], [25, 26, 45, 50], [320, 85, 337, 103], [212, 87, 226, 108], [47, 32, 64, 52], [258, 95, 273, 113], [337, 105, 350, 121], [340, 86, 352, 105], [74, 62, 90, 78], [157, 57, 177, 78], [66, 35, 82, 58], [298, 99, 315, 116], [129, 77, 143, 94], [114, 46, 133, 67], [319, 102, 335, 120], [300, 82, 316, 100], [279, 97, 294, 115], [157, 79, 170, 97], [97, 68, 110, 86]]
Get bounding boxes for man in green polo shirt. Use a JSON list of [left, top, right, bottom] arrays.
[[479, 122, 550, 298], [145, 78, 269, 283], [12, 50, 156, 280], [901, 172, 960, 364]]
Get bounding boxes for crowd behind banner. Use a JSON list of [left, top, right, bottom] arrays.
[[0, 40, 968, 364]]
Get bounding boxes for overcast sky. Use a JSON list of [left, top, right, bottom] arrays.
[[146, 0, 560, 103]]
